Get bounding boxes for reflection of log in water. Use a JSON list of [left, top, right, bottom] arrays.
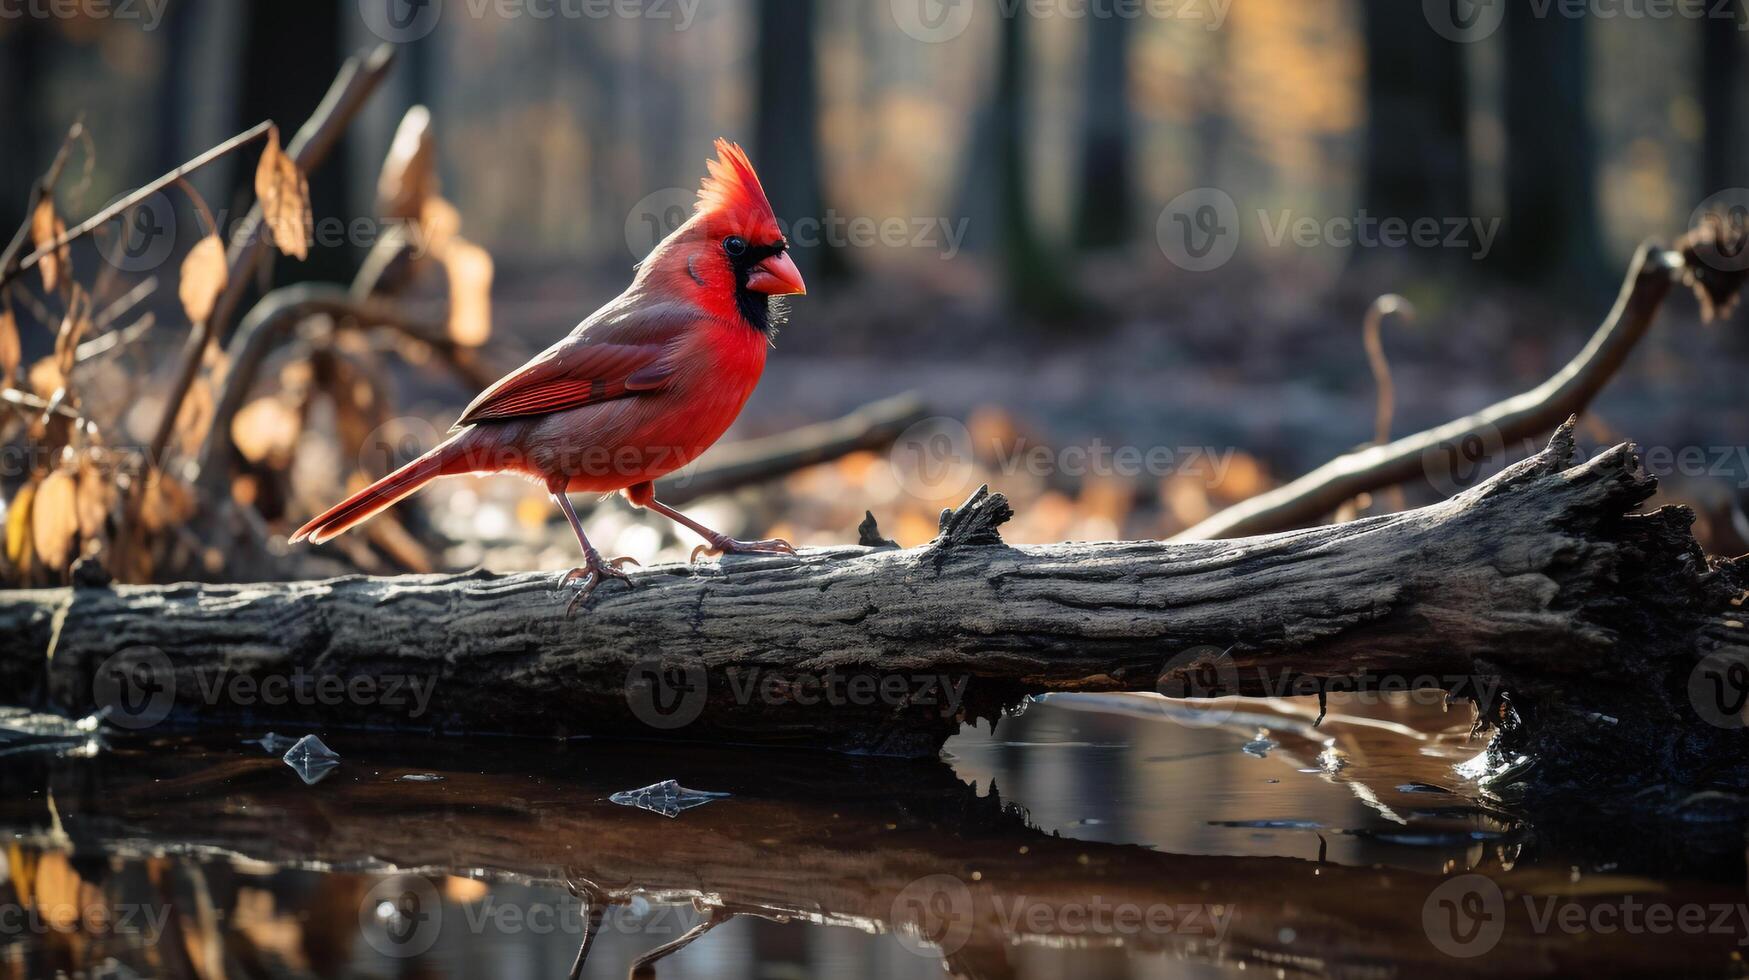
[[1, 739, 1743, 978]]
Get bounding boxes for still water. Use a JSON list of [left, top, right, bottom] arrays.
[[2, 693, 1745, 978]]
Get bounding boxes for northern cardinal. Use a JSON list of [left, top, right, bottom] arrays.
[[291, 140, 807, 612]]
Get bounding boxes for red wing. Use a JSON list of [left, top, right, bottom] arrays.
[[452, 339, 675, 429]]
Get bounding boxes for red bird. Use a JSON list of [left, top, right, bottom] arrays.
[[291, 140, 807, 612]]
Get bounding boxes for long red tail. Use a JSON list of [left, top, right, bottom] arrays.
[[290, 438, 465, 545]]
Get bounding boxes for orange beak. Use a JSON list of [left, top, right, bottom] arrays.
[[746, 251, 807, 296]]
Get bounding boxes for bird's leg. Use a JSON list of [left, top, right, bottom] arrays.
[[637, 493, 795, 563], [552, 492, 638, 615]]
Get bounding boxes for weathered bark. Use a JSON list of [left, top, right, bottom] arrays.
[[2, 421, 1744, 787]]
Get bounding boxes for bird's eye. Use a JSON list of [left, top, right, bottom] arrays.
[[723, 236, 748, 257]]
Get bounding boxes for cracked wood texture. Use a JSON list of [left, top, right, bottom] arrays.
[[1, 421, 1745, 786]]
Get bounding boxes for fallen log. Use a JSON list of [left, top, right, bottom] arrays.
[[1, 420, 1744, 789]]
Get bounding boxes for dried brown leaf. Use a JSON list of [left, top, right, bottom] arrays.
[[31, 198, 70, 293], [27, 357, 65, 401], [202, 340, 231, 392], [378, 106, 437, 221], [254, 128, 312, 261], [420, 197, 461, 258], [178, 234, 228, 324], [0, 306, 18, 382], [5, 481, 35, 571], [31, 469, 78, 572], [174, 376, 214, 457], [443, 236, 494, 347], [232, 396, 302, 466], [139, 473, 194, 533], [75, 459, 111, 540]]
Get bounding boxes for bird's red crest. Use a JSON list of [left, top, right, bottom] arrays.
[[695, 139, 782, 242]]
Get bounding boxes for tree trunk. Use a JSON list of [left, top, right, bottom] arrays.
[[3, 423, 1744, 790], [1499, 6, 1603, 287], [1072, 15, 1132, 250], [237, 2, 348, 280], [1360, 0, 1470, 250], [753, 0, 845, 280], [1701, 2, 1746, 195], [993, 10, 1081, 319]]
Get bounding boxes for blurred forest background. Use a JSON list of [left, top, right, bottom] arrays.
[[1, 0, 1746, 584]]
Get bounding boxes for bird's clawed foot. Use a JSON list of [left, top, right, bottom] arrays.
[[559, 553, 640, 616], [689, 535, 796, 564]]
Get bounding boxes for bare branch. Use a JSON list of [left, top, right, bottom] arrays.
[[1176, 242, 1684, 540], [654, 392, 929, 505], [0, 122, 274, 292]]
